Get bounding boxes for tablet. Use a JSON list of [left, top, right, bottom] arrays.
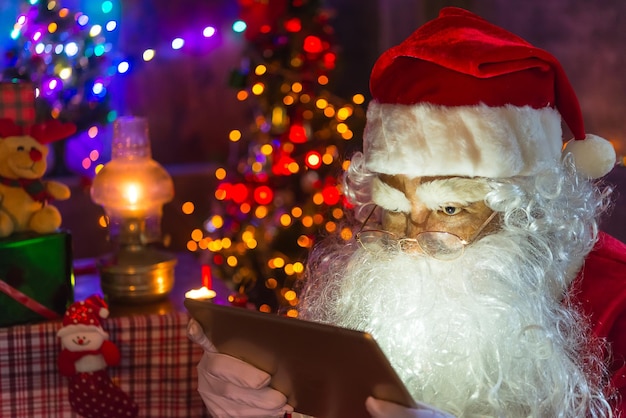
[[184, 298, 417, 418]]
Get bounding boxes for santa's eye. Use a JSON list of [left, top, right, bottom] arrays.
[[442, 206, 462, 215], [17, 146, 25, 151]]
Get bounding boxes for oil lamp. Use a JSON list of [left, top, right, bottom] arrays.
[[90, 116, 176, 302]]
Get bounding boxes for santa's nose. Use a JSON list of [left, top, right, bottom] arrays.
[[76, 338, 84, 345], [406, 203, 430, 237], [29, 148, 43, 161]]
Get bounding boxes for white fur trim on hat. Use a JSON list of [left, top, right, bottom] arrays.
[[364, 101, 563, 178], [57, 323, 109, 339]]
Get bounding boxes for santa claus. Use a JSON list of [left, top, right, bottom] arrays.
[[188, 7, 626, 417]]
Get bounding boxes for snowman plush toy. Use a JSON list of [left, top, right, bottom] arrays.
[[57, 295, 138, 418]]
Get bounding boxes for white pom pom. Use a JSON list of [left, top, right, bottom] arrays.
[[99, 307, 109, 318], [562, 134, 616, 179]]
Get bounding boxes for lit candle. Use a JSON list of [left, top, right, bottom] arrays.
[[123, 182, 142, 212], [185, 287, 216, 300]]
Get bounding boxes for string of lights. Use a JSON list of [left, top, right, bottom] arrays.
[[4, 0, 247, 177]]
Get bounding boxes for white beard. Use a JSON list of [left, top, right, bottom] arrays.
[[299, 230, 610, 417]]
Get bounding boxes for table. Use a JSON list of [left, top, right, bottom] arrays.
[[0, 252, 230, 418]]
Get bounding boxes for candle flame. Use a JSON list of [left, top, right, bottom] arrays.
[[124, 183, 141, 205], [185, 287, 216, 300]]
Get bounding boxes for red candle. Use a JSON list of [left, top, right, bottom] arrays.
[[202, 264, 212, 290]]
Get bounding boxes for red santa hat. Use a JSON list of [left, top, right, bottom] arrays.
[[363, 7, 616, 179], [57, 295, 110, 339]]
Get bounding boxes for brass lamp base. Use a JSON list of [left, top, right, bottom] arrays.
[[98, 245, 177, 303]]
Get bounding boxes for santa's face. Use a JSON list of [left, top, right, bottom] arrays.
[[300, 174, 605, 417], [60, 329, 105, 351]]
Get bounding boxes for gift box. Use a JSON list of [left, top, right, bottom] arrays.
[[0, 81, 36, 126], [0, 230, 74, 327]]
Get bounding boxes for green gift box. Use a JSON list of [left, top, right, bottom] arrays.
[[0, 231, 74, 327]]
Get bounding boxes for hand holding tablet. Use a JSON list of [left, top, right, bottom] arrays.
[[188, 319, 293, 417], [185, 298, 421, 418]]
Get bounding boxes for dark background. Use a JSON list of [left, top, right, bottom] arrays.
[[10, 0, 624, 257]]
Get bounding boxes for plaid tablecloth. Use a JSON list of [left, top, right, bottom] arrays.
[[0, 311, 210, 418]]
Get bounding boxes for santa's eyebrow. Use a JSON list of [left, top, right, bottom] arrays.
[[415, 178, 490, 210], [371, 177, 411, 212]]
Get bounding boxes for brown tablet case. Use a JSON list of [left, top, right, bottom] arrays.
[[185, 298, 417, 418]]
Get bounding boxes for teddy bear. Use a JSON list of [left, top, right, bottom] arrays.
[[0, 117, 76, 238]]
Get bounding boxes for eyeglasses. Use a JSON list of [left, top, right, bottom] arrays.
[[355, 206, 498, 261]]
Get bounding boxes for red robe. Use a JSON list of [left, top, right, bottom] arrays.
[[572, 232, 626, 414]]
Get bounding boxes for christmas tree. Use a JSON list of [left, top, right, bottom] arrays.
[[199, 0, 366, 315], [2, 0, 121, 177]]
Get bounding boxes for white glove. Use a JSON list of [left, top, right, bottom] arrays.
[[365, 397, 455, 418], [188, 318, 294, 418]]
